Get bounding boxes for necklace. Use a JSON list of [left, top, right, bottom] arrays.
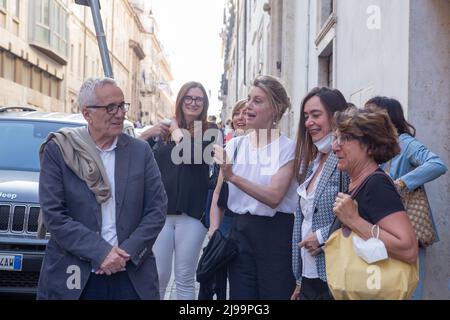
[[349, 164, 379, 191]]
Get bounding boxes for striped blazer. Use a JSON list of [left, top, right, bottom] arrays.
[[292, 153, 349, 284]]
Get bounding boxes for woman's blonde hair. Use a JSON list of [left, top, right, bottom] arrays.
[[251, 75, 291, 125], [230, 99, 247, 130]]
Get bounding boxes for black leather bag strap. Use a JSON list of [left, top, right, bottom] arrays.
[[327, 170, 386, 238], [232, 137, 244, 163], [328, 171, 345, 238]]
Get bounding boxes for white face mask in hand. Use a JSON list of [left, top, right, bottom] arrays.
[[352, 225, 388, 264], [313, 133, 333, 154]]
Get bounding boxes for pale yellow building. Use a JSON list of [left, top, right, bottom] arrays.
[[0, 0, 174, 125], [131, 0, 174, 125], [0, 0, 66, 111]]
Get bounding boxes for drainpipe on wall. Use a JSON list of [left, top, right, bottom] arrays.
[[235, 0, 240, 103], [83, 6, 87, 80], [305, 0, 311, 93], [243, 0, 247, 86]]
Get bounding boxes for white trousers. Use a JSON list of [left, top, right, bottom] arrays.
[[153, 213, 207, 300]]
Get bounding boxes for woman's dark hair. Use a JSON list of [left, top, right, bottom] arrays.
[[365, 96, 416, 137], [294, 87, 348, 183], [334, 106, 400, 164], [175, 81, 209, 135]]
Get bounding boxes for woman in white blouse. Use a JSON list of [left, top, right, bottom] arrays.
[[291, 87, 348, 300], [210, 75, 298, 299]]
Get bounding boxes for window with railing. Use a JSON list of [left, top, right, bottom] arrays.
[[35, 0, 50, 43], [54, 4, 68, 54], [29, 0, 68, 64]]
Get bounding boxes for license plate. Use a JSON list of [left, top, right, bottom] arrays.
[[0, 254, 23, 271]]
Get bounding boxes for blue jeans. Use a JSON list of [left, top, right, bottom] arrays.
[[219, 214, 233, 237], [411, 247, 426, 300]]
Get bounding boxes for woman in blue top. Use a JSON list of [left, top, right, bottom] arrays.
[[365, 96, 448, 299]]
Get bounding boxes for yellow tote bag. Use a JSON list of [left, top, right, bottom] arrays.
[[324, 227, 419, 300]]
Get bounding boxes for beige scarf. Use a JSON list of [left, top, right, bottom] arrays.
[[37, 127, 112, 238]]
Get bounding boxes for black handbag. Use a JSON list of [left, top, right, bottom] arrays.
[[196, 229, 238, 283]]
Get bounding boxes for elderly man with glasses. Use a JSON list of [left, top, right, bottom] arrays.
[[37, 77, 167, 300]]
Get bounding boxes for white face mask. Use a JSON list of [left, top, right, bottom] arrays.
[[313, 132, 333, 154], [352, 225, 388, 264]]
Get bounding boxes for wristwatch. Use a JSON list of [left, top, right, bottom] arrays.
[[397, 179, 406, 191]]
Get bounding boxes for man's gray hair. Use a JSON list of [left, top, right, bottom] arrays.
[[77, 77, 118, 111]]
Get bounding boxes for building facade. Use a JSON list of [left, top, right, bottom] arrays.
[[132, 0, 174, 125], [0, 0, 66, 112], [220, 0, 450, 299], [0, 0, 174, 125]]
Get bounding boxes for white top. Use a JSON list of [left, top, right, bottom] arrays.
[[95, 138, 118, 247], [226, 134, 298, 217], [297, 155, 324, 279]]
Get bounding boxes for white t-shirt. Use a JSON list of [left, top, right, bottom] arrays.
[[225, 134, 298, 217]]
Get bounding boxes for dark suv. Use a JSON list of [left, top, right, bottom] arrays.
[[0, 107, 134, 294]]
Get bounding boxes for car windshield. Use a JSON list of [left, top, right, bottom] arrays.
[[0, 120, 83, 172]]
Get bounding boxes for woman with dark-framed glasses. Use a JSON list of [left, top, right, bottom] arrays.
[[142, 81, 220, 300]]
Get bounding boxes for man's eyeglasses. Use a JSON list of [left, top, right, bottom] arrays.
[[87, 102, 130, 114], [183, 95, 205, 107], [331, 134, 352, 146]]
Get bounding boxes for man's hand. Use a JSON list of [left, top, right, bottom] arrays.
[[96, 247, 131, 275], [298, 232, 322, 256]]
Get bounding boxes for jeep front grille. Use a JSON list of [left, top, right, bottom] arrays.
[[0, 204, 40, 234], [0, 271, 40, 288]]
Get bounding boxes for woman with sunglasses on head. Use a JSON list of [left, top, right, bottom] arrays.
[[211, 75, 297, 300], [365, 97, 447, 299], [140, 81, 220, 300], [291, 87, 349, 300]]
